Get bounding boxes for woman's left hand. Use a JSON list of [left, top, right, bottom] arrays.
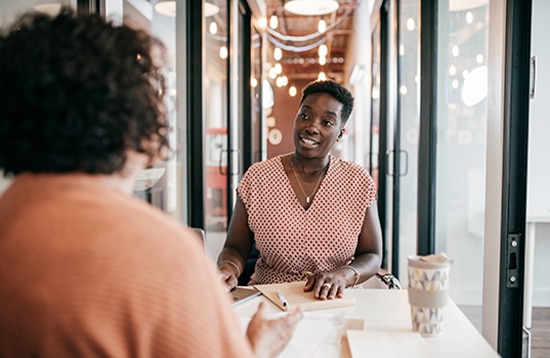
[[303, 269, 348, 300]]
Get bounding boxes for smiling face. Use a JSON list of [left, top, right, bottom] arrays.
[[293, 92, 345, 160]]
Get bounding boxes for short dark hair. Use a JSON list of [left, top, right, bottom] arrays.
[[0, 8, 169, 176], [300, 80, 354, 124]]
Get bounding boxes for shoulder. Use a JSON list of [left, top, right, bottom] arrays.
[[239, 156, 284, 185], [244, 155, 283, 174], [330, 156, 372, 180]]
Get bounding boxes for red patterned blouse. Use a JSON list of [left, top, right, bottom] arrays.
[[237, 154, 377, 284]]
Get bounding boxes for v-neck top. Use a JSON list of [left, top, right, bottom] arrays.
[[237, 154, 377, 284]]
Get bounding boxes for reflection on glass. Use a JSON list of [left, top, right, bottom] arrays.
[[435, 3, 490, 328], [397, 0, 420, 288], [204, 0, 228, 234]]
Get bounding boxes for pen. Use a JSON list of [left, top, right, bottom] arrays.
[[276, 289, 288, 309]]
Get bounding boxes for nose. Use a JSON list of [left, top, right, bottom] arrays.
[[304, 119, 320, 134]]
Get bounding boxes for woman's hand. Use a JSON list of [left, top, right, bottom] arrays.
[[303, 269, 350, 300], [217, 263, 239, 292], [246, 302, 303, 358]]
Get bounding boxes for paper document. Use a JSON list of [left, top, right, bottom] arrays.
[[346, 330, 432, 358], [241, 311, 345, 358]]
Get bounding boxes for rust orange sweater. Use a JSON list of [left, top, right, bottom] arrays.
[[0, 173, 253, 357]]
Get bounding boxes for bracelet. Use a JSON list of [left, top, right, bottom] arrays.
[[340, 265, 360, 288], [218, 260, 241, 277]]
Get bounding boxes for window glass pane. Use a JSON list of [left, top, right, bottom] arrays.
[[435, 2, 490, 325], [397, 0, 420, 282], [204, 1, 229, 259]]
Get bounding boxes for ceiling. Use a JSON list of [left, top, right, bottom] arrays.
[[263, 0, 359, 83]]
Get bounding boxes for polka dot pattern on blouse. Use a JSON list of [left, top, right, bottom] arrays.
[[237, 154, 377, 285]]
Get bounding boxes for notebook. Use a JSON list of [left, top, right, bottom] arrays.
[[252, 281, 356, 312]]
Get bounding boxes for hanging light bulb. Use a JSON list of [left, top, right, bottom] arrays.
[[274, 63, 282, 74], [289, 85, 297, 97], [269, 14, 278, 29], [319, 56, 326, 66], [209, 21, 218, 35], [466, 11, 474, 24], [281, 76, 288, 86], [219, 46, 228, 59], [318, 44, 328, 57], [318, 72, 327, 81], [318, 18, 326, 33], [274, 47, 282, 61]]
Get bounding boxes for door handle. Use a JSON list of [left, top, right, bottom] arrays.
[[385, 149, 409, 177], [219, 149, 240, 176], [530, 56, 536, 99]]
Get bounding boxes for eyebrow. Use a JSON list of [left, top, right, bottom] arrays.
[[301, 104, 338, 118]]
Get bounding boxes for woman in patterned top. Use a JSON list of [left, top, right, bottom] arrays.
[[218, 80, 383, 300]]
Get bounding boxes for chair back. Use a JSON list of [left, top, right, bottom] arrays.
[[363, 269, 402, 289], [191, 228, 206, 250]]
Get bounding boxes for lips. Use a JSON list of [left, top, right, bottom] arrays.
[[300, 136, 319, 146]]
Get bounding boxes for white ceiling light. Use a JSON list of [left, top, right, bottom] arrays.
[[205, 2, 220, 17], [284, 0, 339, 16], [154, 0, 175, 17], [154, 1, 219, 18], [34, 3, 62, 16], [449, 0, 489, 11]]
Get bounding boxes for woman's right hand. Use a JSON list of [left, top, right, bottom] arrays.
[[218, 264, 239, 292]]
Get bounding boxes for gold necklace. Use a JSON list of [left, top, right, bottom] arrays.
[[290, 157, 328, 204]]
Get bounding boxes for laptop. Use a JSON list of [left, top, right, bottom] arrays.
[[232, 286, 262, 306]]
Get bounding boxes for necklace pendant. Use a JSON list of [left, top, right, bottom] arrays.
[[306, 196, 310, 204]]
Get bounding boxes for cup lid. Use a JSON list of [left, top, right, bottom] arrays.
[[407, 253, 454, 268]]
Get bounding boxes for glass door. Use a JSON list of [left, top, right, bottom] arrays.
[[433, 0, 490, 310], [524, 0, 549, 355], [395, 0, 420, 282]]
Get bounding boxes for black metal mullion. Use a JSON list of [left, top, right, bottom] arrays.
[[240, 2, 252, 174], [186, 1, 205, 229], [417, 0, 438, 255], [497, 0, 533, 356], [391, 0, 402, 278], [226, 1, 234, 221], [77, 0, 100, 14], [378, 0, 389, 271]]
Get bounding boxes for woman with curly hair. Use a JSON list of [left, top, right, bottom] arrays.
[[0, 8, 301, 357]]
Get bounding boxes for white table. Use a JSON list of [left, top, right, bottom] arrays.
[[525, 210, 550, 328], [234, 289, 500, 358]]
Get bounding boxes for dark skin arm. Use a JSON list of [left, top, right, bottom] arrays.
[[217, 197, 254, 292], [304, 201, 383, 300]]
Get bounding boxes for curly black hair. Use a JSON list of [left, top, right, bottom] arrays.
[[300, 80, 354, 124], [0, 8, 170, 176]]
